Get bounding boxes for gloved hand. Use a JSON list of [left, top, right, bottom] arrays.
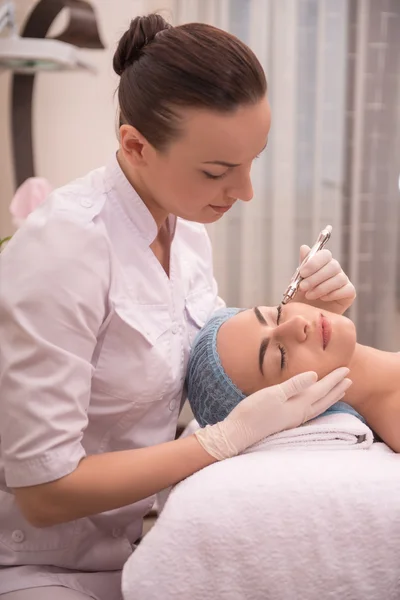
[[195, 367, 352, 460], [294, 245, 356, 314]]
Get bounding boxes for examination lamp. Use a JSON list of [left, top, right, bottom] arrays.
[[0, 0, 95, 73]]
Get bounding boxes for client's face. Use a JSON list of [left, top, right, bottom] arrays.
[[217, 302, 356, 395]]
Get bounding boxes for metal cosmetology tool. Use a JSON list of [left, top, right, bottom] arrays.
[[281, 225, 333, 305]]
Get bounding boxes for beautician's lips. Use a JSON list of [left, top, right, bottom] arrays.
[[320, 314, 332, 350], [209, 204, 234, 214]]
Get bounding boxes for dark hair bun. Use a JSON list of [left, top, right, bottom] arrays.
[[113, 14, 171, 76]]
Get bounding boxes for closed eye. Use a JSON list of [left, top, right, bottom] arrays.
[[202, 171, 228, 180], [203, 148, 265, 180], [279, 346, 287, 369], [276, 305, 287, 369]]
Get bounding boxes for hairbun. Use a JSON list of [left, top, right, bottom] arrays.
[[113, 14, 171, 76]]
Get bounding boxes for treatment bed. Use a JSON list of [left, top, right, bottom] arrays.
[[122, 414, 400, 600]]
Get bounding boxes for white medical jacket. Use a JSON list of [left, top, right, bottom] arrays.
[[0, 154, 223, 598]]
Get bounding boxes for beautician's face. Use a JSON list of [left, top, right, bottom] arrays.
[[217, 302, 357, 395], [141, 96, 271, 223]]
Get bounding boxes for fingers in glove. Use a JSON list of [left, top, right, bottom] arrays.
[[298, 366, 350, 404], [299, 244, 311, 264], [320, 281, 356, 302], [300, 250, 346, 291], [306, 378, 353, 421], [279, 371, 318, 401], [299, 248, 332, 278], [301, 272, 349, 300]]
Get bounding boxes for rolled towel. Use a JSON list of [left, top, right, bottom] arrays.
[[181, 412, 373, 453], [244, 412, 373, 453]]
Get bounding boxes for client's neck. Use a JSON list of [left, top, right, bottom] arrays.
[[345, 344, 400, 410]]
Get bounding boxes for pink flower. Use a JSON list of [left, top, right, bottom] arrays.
[[9, 177, 53, 228]]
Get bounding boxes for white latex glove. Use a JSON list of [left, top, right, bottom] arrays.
[[295, 245, 356, 314], [195, 367, 352, 460]]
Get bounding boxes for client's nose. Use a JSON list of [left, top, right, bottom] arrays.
[[273, 316, 309, 343]]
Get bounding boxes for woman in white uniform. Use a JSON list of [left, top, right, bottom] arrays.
[[0, 14, 354, 600]]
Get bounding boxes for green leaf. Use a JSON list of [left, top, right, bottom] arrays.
[[0, 236, 12, 250]]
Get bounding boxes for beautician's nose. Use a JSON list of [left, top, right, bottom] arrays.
[[228, 171, 254, 203], [273, 316, 309, 343]]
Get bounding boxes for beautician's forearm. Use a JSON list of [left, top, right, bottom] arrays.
[[13, 435, 217, 527]]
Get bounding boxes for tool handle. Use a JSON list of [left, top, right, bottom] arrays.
[[282, 225, 332, 304]]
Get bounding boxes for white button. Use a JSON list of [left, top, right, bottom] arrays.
[[11, 530, 25, 543], [112, 528, 122, 538], [80, 198, 93, 208], [171, 324, 179, 335], [169, 399, 177, 411]]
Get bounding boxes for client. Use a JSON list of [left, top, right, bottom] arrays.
[[187, 302, 400, 452]]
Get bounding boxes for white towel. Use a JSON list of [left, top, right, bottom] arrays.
[[245, 412, 373, 452], [122, 442, 400, 600], [181, 412, 374, 453]]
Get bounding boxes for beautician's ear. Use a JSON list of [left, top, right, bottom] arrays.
[[120, 125, 150, 166]]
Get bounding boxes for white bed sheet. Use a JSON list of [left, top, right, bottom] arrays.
[[122, 443, 400, 600]]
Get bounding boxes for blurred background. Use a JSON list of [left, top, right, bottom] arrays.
[[0, 0, 399, 352]]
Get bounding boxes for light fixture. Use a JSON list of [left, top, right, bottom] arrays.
[[6, 0, 105, 187], [0, 1, 95, 73]]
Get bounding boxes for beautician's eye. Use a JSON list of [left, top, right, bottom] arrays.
[[202, 171, 228, 180], [276, 305, 282, 324]]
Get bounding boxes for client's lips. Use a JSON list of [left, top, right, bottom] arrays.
[[320, 314, 332, 350]]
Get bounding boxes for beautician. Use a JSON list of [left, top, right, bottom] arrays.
[[0, 14, 354, 600]]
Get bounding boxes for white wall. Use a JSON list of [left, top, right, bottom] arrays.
[[1, 0, 399, 346], [0, 0, 175, 238]]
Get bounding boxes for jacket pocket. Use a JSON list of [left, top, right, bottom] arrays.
[[92, 303, 172, 403]]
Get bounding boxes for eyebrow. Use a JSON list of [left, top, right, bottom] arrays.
[[253, 307, 270, 374], [202, 143, 268, 168]]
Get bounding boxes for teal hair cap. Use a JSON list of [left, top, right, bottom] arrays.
[[186, 308, 246, 427]]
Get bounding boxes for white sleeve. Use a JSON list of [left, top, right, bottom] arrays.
[[213, 291, 226, 312], [0, 216, 110, 487]]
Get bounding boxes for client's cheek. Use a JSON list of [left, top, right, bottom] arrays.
[[315, 356, 347, 380], [289, 353, 316, 377], [289, 353, 333, 381]]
